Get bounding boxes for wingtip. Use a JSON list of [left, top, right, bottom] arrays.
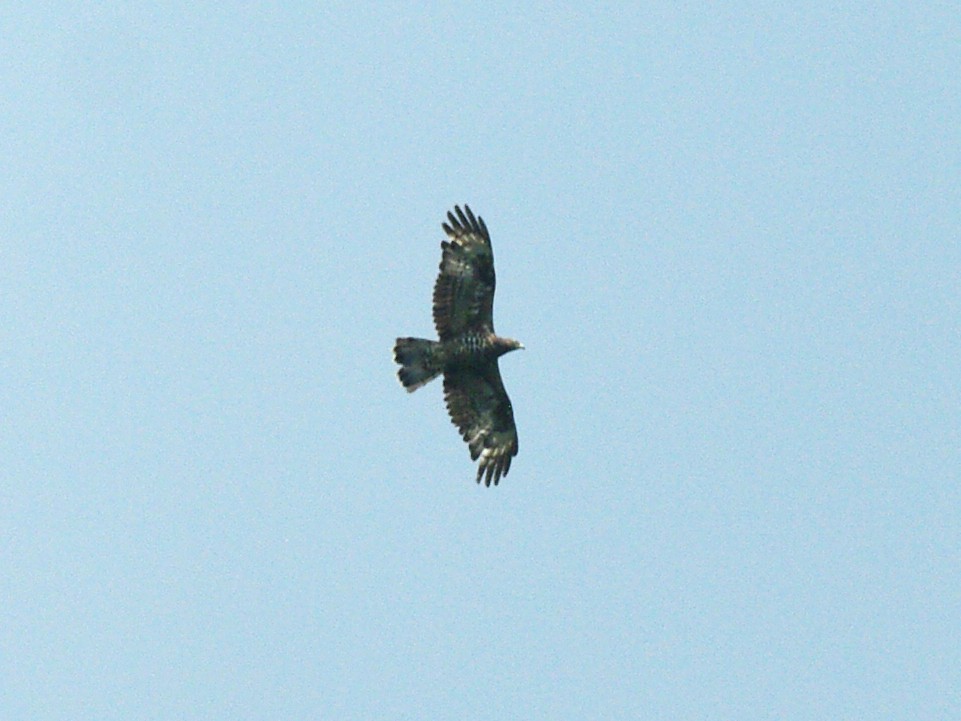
[[443, 204, 488, 241], [474, 455, 510, 487]]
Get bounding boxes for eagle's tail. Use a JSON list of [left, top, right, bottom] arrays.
[[393, 337, 443, 392]]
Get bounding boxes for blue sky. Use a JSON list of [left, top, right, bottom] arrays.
[[3, 2, 959, 719]]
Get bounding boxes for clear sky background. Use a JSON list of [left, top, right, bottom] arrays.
[[3, 3, 959, 719]]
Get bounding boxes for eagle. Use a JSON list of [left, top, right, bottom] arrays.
[[393, 205, 523, 486]]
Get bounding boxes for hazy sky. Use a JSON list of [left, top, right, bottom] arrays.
[[3, 3, 959, 719]]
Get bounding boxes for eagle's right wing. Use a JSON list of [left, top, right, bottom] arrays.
[[432, 205, 496, 341]]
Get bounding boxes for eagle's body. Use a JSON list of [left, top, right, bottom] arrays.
[[393, 206, 522, 486]]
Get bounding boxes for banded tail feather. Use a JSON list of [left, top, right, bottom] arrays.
[[393, 337, 443, 392]]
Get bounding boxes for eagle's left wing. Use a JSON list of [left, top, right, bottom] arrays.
[[443, 364, 518, 486], [432, 205, 496, 341]]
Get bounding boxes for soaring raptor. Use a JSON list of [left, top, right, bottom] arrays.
[[393, 205, 523, 486]]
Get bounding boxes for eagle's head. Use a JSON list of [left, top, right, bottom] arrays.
[[495, 336, 525, 355]]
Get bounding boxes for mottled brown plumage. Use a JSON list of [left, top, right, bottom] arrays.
[[393, 205, 523, 486]]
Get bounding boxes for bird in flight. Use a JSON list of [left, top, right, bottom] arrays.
[[393, 205, 523, 486]]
